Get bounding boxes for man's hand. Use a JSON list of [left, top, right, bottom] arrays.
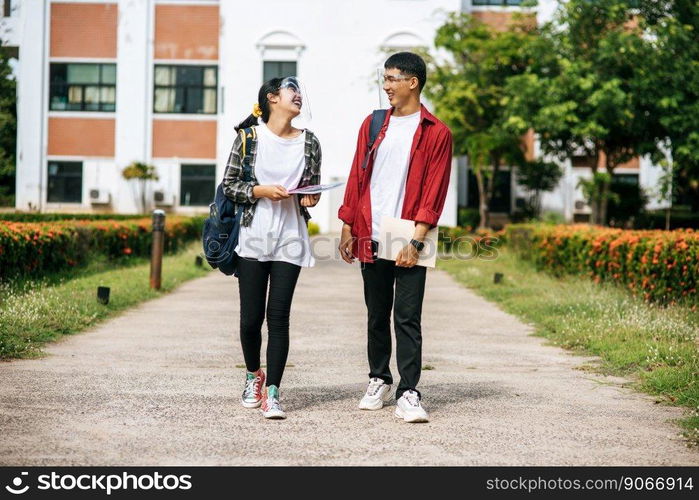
[[339, 223, 355, 264], [253, 185, 290, 201], [299, 194, 320, 207], [395, 243, 419, 268]]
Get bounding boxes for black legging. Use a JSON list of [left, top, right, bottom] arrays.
[[237, 257, 301, 388]]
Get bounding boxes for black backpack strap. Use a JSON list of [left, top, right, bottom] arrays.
[[368, 109, 387, 148], [361, 109, 387, 170]]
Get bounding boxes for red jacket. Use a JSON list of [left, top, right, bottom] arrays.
[[338, 104, 453, 263]]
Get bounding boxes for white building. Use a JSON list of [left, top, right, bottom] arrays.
[[4, 0, 667, 230]]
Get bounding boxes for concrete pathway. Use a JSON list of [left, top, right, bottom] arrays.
[[0, 237, 696, 465]]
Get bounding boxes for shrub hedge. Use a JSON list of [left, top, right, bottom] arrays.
[[506, 223, 699, 305], [0, 213, 150, 222], [0, 216, 205, 279], [437, 226, 506, 257]]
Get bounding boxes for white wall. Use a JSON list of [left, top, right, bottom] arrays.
[[0, 0, 21, 47], [641, 154, 671, 211], [219, 0, 461, 232]]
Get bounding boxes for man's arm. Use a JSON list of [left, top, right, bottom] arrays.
[[413, 127, 453, 229], [338, 115, 372, 226], [338, 115, 372, 264], [396, 127, 453, 268]]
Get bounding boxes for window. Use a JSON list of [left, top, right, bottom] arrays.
[[263, 61, 297, 82], [50, 63, 116, 112], [613, 173, 640, 186], [47, 161, 82, 203], [472, 1, 523, 5], [180, 164, 215, 206], [154, 65, 217, 114]]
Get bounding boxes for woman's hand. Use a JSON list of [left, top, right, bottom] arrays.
[[253, 185, 290, 201], [299, 194, 320, 207]]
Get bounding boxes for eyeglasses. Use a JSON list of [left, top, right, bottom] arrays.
[[382, 74, 413, 84]]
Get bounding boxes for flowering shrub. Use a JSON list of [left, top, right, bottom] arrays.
[[506, 224, 699, 305], [0, 213, 147, 223], [0, 216, 205, 279], [438, 225, 506, 255]]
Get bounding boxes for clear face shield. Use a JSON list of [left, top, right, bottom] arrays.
[[279, 76, 312, 129]]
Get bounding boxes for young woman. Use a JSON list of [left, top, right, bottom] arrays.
[[222, 77, 321, 419]]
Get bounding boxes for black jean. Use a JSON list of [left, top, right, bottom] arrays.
[[237, 257, 301, 388], [360, 255, 427, 399]]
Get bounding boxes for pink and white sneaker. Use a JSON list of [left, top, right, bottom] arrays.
[[241, 369, 265, 408]]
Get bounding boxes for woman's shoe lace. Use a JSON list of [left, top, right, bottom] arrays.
[[243, 376, 261, 399]]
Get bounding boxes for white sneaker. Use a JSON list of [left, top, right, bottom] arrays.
[[358, 377, 392, 410], [395, 390, 429, 423]]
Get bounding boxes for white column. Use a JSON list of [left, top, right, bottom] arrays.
[[114, 0, 153, 213], [15, 0, 48, 211]]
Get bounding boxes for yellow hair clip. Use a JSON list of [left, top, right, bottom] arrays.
[[252, 103, 262, 118]]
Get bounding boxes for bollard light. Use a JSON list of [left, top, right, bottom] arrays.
[[97, 286, 110, 305], [150, 209, 166, 290], [494, 272, 504, 284]]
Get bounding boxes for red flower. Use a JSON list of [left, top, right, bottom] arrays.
[[123, 247, 132, 255]]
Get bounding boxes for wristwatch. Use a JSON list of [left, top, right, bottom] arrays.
[[410, 239, 425, 252]]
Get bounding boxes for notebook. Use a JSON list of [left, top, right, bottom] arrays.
[[376, 216, 438, 268]]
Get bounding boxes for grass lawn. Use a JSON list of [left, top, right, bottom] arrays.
[[0, 241, 211, 360], [438, 248, 699, 446]]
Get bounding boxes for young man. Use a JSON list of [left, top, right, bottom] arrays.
[[338, 52, 453, 423]]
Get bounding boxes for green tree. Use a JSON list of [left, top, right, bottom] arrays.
[[516, 159, 563, 217], [637, 0, 699, 213], [122, 162, 159, 214], [504, 0, 661, 225], [425, 12, 538, 229], [0, 47, 17, 207]]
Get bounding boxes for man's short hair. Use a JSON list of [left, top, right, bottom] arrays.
[[384, 52, 427, 92]]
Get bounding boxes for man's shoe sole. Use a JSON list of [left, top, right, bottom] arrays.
[[395, 406, 429, 423]]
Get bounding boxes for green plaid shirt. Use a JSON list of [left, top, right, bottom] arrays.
[[221, 127, 322, 227]]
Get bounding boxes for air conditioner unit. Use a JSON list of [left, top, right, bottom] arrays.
[[89, 188, 111, 205], [573, 199, 592, 214], [154, 190, 175, 206]]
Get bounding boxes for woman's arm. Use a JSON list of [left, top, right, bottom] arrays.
[[300, 135, 322, 207], [222, 132, 259, 204]]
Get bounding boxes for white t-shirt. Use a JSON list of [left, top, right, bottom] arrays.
[[369, 110, 421, 241], [235, 123, 315, 267]]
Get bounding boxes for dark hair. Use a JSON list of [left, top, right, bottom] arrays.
[[384, 51, 427, 92], [234, 77, 283, 132]]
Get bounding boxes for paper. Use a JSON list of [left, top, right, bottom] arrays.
[[377, 216, 438, 268], [288, 181, 345, 195]]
